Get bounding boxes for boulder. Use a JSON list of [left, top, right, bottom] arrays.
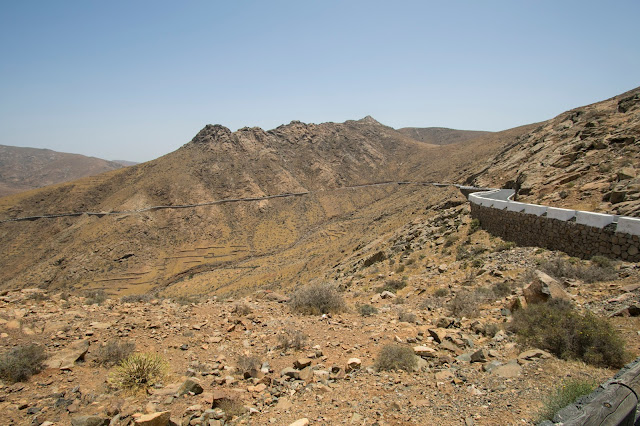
[[70, 416, 110, 426], [346, 358, 361, 373], [134, 411, 171, 426], [45, 340, 90, 370], [428, 328, 447, 344], [523, 270, 571, 304], [413, 346, 436, 357], [177, 378, 203, 396], [491, 361, 522, 378], [293, 358, 312, 369]]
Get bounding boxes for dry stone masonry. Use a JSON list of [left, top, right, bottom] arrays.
[[468, 188, 640, 262]]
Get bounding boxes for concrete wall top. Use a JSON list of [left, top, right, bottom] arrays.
[[546, 207, 577, 222], [616, 217, 640, 236], [575, 211, 615, 228]]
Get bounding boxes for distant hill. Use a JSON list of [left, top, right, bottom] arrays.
[[396, 127, 492, 145], [112, 160, 139, 167], [0, 145, 127, 197]]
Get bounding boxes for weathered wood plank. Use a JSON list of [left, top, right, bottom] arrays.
[[555, 358, 640, 425]]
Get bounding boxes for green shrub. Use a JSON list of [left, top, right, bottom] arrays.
[[358, 304, 378, 317], [539, 257, 616, 283], [108, 353, 168, 392], [537, 378, 597, 422], [374, 345, 417, 372], [509, 300, 627, 368], [96, 340, 135, 366], [0, 344, 47, 383], [468, 218, 481, 234], [444, 235, 458, 248], [289, 283, 346, 315]]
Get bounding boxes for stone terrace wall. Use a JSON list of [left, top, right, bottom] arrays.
[[470, 203, 640, 262]]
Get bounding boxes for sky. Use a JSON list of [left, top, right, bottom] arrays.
[[0, 1, 639, 163]]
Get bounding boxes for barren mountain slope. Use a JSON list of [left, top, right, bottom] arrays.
[[0, 145, 125, 197], [0, 117, 451, 295], [397, 127, 492, 145], [468, 86, 640, 216]]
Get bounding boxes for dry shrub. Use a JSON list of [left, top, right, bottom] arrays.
[[232, 303, 252, 316], [434, 287, 449, 297], [376, 279, 406, 294], [375, 345, 417, 372], [289, 282, 345, 315], [539, 256, 616, 283], [358, 304, 378, 317], [0, 344, 47, 383], [120, 294, 153, 303], [236, 355, 262, 375], [398, 311, 417, 323], [96, 340, 135, 366], [277, 329, 308, 351], [84, 289, 107, 305], [108, 353, 168, 392], [448, 290, 485, 318], [509, 300, 627, 368]]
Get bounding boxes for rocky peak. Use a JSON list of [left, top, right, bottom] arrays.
[[190, 124, 232, 145], [357, 115, 382, 125]]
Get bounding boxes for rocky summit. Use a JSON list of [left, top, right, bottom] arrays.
[[0, 87, 639, 425]]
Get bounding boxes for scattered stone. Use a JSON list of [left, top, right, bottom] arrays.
[[293, 358, 312, 369], [70, 415, 110, 426], [134, 411, 171, 426], [413, 346, 436, 358], [288, 419, 309, 426], [44, 339, 90, 370], [518, 349, 552, 361], [346, 358, 361, 373], [470, 349, 487, 363], [491, 361, 522, 378], [523, 270, 571, 304], [177, 378, 203, 396]]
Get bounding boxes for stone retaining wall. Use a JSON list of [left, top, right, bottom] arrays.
[[470, 203, 640, 262]]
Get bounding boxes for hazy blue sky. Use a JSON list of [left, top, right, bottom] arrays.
[[1, 1, 638, 162]]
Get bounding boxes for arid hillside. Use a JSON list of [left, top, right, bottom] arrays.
[[468, 86, 640, 216], [0, 145, 126, 197], [397, 127, 492, 146], [1, 89, 640, 426]]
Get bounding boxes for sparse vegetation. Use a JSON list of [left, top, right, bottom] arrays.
[[494, 241, 515, 252], [96, 340, 135, 366], [434, 287, 449, 297], [0, 344, 47, 383], [108, 352, 168, 392], [492, 281, 511, 298], [539, 256, 616, 283], [120, 294, 153, 303], [289, 282, 346, 315], [277, 329, 308, 351], [358, 304, 378, 317], [84, 289, 107, 305], [510, 300, 627, 368], [376, 279, 406, 294], [236, 355, 262, 375], [468, 218, 481, 234], [232, 303, 252, 316], [537, 378, 597, 422], [398, 311, 417, 323], [448, 290, 485, 318], [375, 344, 417, 372], [215, 398, 247, 419]]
